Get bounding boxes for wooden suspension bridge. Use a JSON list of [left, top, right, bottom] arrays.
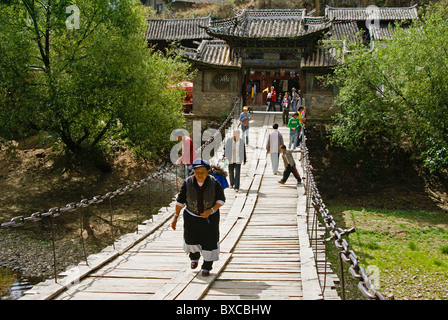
[[20, 112, 340, 300]]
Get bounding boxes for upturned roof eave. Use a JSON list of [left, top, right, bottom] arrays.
[[203, 24, 332, 42], [186, 59, 242, 69]]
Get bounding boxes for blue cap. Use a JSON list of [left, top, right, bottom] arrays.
[[191, 158, 210, 170]]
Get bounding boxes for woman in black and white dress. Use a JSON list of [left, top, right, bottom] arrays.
[[171, 158, 226, 276]]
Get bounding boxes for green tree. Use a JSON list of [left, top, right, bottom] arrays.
[[0, 0, 192, 165], [327, 2, 448, 177]]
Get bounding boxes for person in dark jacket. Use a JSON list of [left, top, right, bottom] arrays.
[[282, 92, 291, 125], [278, 145, 302, 185], [171, 158, 226, 276]]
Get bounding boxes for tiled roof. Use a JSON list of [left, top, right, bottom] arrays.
[[145, 7, 418, 42], [181, 40, 338, 69], [370, 26, 394, 41], [145, 16, 213, 41], [329, 21, 361, 42], [325, 5, 418, 21], [180, 40, 242, 68], [301, 46, 339, 68], [173, 0, 224, 3], [205, 9, 331, 39], [369, 23, 411, 41]]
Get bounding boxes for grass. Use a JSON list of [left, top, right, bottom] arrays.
[[324, 205, 448, 300], [441, 245, 448, 255]]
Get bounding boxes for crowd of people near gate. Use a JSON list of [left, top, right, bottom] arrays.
[[266, 86, 304, 112], [171, 104, 306, 277]]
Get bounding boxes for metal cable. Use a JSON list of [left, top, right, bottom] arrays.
[[300, 124, 385, 300], [0, 97, 240, 229]]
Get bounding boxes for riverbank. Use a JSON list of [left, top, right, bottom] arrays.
[[305, 121, 448, 300], [0, 142, 180, 299]]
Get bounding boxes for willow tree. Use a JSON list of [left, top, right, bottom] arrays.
[[0, 0, 192, 165]]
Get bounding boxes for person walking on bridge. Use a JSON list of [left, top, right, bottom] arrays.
[[171, 158, 225, 277], [291, 87, 298, 113], [239, 106, 251, 145], [223, 129, 247, 192], [266, 123, 284, 175], [266, 86, 277, 111], [282, 92, 291, 125], [287, 112, 301, 150], [175, 131, 198, 178], [278, 145, 302, 185]]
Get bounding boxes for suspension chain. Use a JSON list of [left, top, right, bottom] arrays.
[[301, 128, 385, 300], [0, 97, 240, 229]]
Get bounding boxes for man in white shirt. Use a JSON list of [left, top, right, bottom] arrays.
[[224, 130, 247, 191], [266, 123, 284, 175]]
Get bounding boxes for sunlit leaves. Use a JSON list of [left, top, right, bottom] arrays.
[[327, 3, 448, 177], [0, 0, 192, 162]]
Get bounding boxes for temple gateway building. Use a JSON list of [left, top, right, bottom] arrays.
[[145, 5, 418, 120]]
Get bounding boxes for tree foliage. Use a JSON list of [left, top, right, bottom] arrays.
[[0, 0, 192, 163], [327, 2, 448, 177]]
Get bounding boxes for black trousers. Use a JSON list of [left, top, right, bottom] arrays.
[[267, 100, 276, 111], [184, 211, 220, 271], [281, 164, 301, 183], [228, 163, 241, 190], [189, 252, 213, 271], [282, 109, 289, 125]]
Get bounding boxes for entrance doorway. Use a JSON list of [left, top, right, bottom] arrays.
[[244, 69, 301, 108]]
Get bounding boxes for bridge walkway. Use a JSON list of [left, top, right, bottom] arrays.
[[21, 112, 339, 300]]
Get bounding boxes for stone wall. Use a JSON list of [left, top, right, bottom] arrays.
[[192, 69, 241, 118], [304, 92, 339, 118], [190, 68, 339, 120], [302, 69, 339, 118]]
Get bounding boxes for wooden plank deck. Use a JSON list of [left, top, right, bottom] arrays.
[[21, 112, 339, 301]]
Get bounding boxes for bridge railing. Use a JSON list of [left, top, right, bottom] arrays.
[[2, 101, 386, 300], [0, 97, 241, 283], [299, 124, 386, 300]]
